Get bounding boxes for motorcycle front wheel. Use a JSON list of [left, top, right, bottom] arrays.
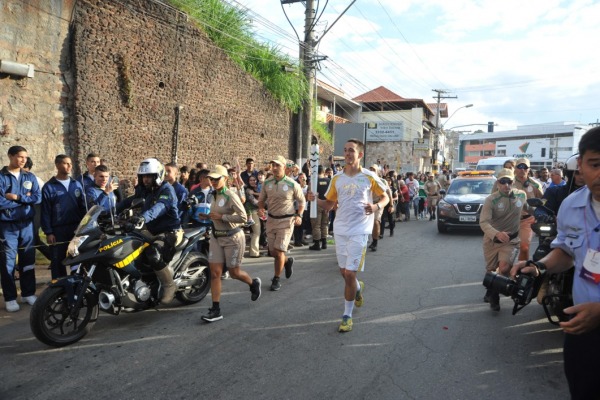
[[175, 253, 210, 304], [30, 286, 99, 347]]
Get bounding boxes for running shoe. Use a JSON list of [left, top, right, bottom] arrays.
[[270, 276, 281, 291], [284, 257, 294, 279], [5, 300, 19, 313], [201, 307, 223, 322], [21, 295, 37, 305], [355, 281, 365, 307], [250, 278, 262, 301], [338, 315, 353, 332]]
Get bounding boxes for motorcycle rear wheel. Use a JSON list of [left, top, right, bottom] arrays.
[[175, 253, 210, 304], [30, 286, 99, 347]]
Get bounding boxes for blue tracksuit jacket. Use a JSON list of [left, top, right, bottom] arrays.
[[41, 177, 86, 235]]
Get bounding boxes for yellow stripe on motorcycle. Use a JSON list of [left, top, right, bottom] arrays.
[[114, 243, 150, 268]]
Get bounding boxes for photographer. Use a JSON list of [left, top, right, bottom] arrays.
[[479, 168, 531, 311], [511, 126, 600, 400]]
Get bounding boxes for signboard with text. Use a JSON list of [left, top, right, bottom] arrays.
[[413, 138, 429, 151], [366, 121, 405, 141]]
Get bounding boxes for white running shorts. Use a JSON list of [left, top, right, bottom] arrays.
[[335, 234, 368, 272]]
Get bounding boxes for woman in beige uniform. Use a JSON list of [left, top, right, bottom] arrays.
[[201, 165, 261, 322]]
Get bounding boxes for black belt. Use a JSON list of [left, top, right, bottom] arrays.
[[212, 226, 242, 238], [268, 213, 295, 219], [521, 214, 532, 220]]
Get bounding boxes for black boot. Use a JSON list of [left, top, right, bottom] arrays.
[[489, 290, 500, 311], [309, 240, 321, 251], [389, 228, 394, 237], [369, 240, 378, 251], [321, 238, 327, 249]]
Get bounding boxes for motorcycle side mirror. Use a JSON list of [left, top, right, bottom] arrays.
[[526, 198, 545, 207], [131, 198, 145, 209]]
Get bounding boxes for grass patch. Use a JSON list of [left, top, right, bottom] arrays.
[[168, 0, 309, 112]]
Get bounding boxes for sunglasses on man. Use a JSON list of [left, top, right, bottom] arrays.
[[516, 164, 529, 170], [498, 178, 513, 185]]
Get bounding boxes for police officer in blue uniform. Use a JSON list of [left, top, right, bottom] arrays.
[[41, 155, 86, 279], [117, 158, 181, 303], [0, 146, 41, 312], [512, 126, 600, 399]]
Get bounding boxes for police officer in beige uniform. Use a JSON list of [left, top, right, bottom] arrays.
[[512, 158, 544, 261], [480, 168, 531, 311], [258, 156, 305, 291], [424, 174, 442, 221], [201, 165, 261, 322]]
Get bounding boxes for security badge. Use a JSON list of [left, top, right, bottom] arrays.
[[75, 189, 81, 197], [581, 249, 600, 285], [218, 198, 225, 207], [23, 181, 32, 190]]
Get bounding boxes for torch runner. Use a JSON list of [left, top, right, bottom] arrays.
[[309, 135, 319, 218]]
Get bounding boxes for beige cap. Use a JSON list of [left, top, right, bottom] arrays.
[[270, 155, 287, 166], [370, 164, 379, 171], [497, 168, 515, 180], [207, 165, 228, 179], [515, 158, 530, 168]]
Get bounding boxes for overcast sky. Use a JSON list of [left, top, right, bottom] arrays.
[[230, 0, 600, 131]]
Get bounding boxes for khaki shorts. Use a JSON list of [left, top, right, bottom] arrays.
[[266, 217, 294, 252], [427, 195, 439, 207], [208, 230, 245, 267], [483, 238, 519, 273]]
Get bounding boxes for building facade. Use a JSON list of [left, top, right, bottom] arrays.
[[458, 122, 594, 170]]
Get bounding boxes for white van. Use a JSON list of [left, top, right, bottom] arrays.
[[476, 157, 514, 175]]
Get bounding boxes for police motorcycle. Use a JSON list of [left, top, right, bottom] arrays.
[[30, 199, 211, 347], [528, 198, 574, 325]]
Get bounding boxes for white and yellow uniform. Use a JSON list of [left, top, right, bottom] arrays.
[[325, 168, 387, 271]]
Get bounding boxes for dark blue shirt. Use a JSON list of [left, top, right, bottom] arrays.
[[171, 181, 188, 219], [0, 167, 41, 223], [85, 184, 117, 213], [117, 182, 181, 235], [41, 177, 86, 234], [75, 173, 95, 192]]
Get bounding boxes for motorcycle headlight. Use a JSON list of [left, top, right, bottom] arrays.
[[539, 226, 552, 232], [67, 235, 88, 257]]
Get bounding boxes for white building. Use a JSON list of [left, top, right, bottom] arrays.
[[458, 122, 594, 170]]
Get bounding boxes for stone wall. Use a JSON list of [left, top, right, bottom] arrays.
[[0, 0, 76, 180], [72, 0, 292, 183]]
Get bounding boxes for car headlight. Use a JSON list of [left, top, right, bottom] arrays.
[[67, 235, 88, 257], [437, 201, 453, 212]]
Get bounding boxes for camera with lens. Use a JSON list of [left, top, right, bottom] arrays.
[[483, 269, 543, 315]]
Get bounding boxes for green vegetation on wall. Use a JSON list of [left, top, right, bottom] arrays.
[[168, 0, 309, 112]]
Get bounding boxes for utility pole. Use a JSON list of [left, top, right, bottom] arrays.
[[432, 89, 456, 174], [281, 0, 355, 163], [300, 0, 316, 164]]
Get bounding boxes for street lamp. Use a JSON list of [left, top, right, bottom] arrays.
[[433, 104, 473, 172], [441, 104, 473, 130]]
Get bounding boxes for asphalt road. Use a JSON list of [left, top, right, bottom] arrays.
[[0, 219, 569, 399]]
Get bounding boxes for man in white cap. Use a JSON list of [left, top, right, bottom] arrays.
[[479, 168, 531, 311], [258, 156, 305, 291]]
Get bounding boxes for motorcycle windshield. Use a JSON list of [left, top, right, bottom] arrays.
[[74, 205, 104, 236]]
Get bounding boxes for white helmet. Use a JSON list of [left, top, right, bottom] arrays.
[[137, 158, 165, 185], [564, 154, 579, 172]]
